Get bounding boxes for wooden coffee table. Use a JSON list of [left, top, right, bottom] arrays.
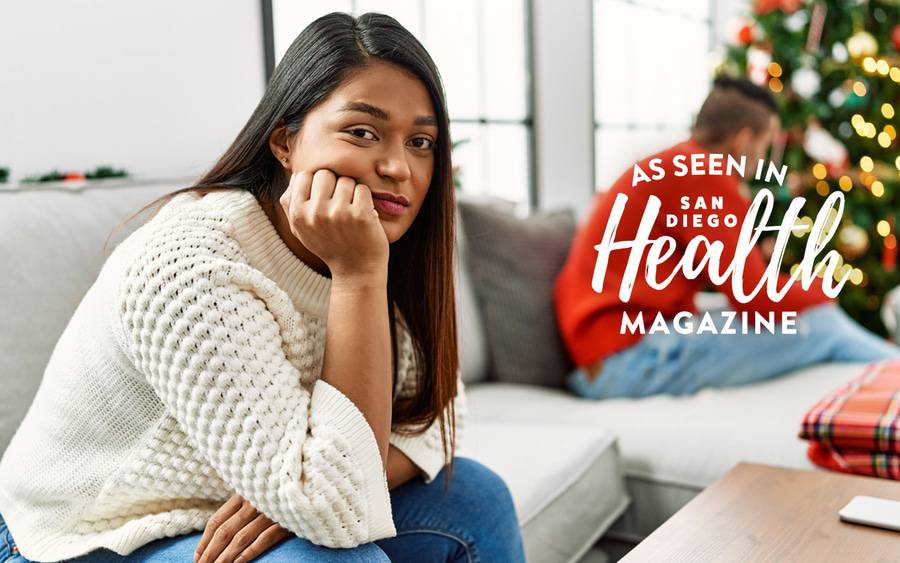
[[621, 462, 900, 562]]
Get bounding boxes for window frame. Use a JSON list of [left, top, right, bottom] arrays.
[[260, 0, 538, 209]]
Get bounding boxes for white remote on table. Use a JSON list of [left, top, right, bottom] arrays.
[[839, 495, 900, 532]]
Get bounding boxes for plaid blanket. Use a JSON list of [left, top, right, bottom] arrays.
[[806, 441, 900, 480], [799, 360, 900, 479]]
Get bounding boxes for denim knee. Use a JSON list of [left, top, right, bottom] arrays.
[[449, 458, 519, 532], [259, 536, 390, 563]]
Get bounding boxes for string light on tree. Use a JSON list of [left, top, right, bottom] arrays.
[[847, 30, 878, 59], [839, 175, 854, 191], [860, 156, 874, 172], [863, 57, 878, 73], [837, 224, 870, 260]]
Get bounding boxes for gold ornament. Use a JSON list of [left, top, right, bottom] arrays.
[[847, 31, 878, 59], [837, 224, 870, 260]]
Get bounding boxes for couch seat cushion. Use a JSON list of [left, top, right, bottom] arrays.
[[460, 420, 629, 563], [465, 362, 865, 539]]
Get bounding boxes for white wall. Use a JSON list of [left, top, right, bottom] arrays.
[[0, 1, 266, 184]]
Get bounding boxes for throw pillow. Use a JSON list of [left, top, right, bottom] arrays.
[[457, 196, 576, 388]]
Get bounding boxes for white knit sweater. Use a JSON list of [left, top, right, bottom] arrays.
[[0, 188, 465, 562]]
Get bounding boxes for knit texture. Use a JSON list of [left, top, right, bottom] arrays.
[[0, 188, 465, 562]]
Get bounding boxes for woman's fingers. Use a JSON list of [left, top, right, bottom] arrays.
[[332, 175, 357, 209], [194, 495, 242, 562], [197, 500, 259, 563], [211, 513, 274, 563], [353, 184, 376, 214], [275, 167, 388, 276], [286, 171, 314, 226], [309, 169, 337, 213], [294, 170, 313, 202], [235, 524, 292, 563]]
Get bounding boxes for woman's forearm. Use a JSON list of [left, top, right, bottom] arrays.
[[320, 271, 393, 465], [386, 445, 420, 489]]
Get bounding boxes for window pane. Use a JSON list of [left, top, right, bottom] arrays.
[[483, 0, 528, 120], [595, 0, 710, 127], [637, 0, 710, 20], [485, 123, 529, 204], [450, 122, 485, 194], [425, 1, 481, 119], [594, 127, 688, 190], [594, 0, 639, 123], [452, 122, 529, 204]]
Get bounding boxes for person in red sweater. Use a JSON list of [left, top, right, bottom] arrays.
[[554, 76, 900, 399]]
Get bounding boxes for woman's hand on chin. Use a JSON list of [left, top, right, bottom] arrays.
[[194, 493, 291, 563], [280, 168, 389, 282]]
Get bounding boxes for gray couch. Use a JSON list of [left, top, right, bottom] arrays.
[[0, 179, 864, 562]]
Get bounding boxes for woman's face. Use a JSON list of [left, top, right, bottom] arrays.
[[281, 60, 438, 244]]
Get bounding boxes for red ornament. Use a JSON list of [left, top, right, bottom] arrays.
[[63, 172, 85, 181], [753, 0, 801, 15], [781, 0, 802, 14], [892, 25, 900, 52], [884, 234, 897, 272], [738, 24, 755, 45]]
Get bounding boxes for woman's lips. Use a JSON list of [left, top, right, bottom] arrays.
[[372, 193, 408, 216], [373, 197, 407, 216]]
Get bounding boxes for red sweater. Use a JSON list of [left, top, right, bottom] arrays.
[[553, 138, 832, 367]]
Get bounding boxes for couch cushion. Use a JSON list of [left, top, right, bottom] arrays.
[[0, 180, 188, 455], [457, 196, 575, 388], [465, 362, 865, 540], [459, 420, 629, 563]]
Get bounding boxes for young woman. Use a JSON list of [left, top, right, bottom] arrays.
[[0, 12, 526, 563]]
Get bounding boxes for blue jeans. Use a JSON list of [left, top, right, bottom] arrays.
[[0, 457, 525, 563], [567, 303, 900, 399]]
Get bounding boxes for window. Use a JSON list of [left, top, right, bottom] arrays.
[[593, 0, 713, 190], [264, 0, 534, 206]]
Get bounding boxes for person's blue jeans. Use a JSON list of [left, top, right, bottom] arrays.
[[0, 457, 525, 563], [567, 302, 900, 399]]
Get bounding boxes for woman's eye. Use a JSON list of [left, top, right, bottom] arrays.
[[409, 137, 435, 150], [347, 128, 377, 141]]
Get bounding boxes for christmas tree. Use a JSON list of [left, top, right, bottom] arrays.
[[722, 0, 900, 335]]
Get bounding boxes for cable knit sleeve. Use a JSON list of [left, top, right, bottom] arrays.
[[389, 322, 467, 484], [117, 224, 395, 547]]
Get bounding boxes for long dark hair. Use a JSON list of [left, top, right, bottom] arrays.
[[113, 12, 459, 482]]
